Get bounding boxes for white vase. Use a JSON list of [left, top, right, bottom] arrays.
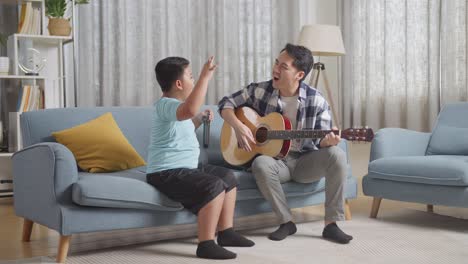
[[0, 57, 9, 75]]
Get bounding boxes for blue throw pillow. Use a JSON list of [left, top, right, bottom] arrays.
[[426, 125, 468, 155]]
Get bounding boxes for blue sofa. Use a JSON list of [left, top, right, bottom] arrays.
[[363, 102, 468, 218], [13, 106, 357, 263]]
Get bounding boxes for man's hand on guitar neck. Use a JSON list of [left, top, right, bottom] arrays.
[[319, 126, 340, 148]]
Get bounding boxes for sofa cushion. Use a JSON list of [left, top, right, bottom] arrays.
[[52, 112, 146, 173], [426, 125, 468, 155], [72, 168, 183, 211], [368, 156, 468, 186], [213, 167, 257, 190]]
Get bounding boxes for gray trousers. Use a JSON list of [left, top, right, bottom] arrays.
[[251, 146, 347, 223]]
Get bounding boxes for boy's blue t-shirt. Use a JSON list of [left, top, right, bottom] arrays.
[[146, 97, 199, 173]]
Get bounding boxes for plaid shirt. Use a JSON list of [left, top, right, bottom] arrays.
[[218, 80, 332, 152]]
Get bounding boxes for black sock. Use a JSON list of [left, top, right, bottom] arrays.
[[322, 223, 353, 244], [268, 221, 297, 241], [196, 240, 236, 259], [217, 228, 255, 247]]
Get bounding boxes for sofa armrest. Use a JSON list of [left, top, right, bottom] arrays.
[[370, 128, 431, 162], [12, 142, 78, 231]]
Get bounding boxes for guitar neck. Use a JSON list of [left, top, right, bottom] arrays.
[[266, 129, 341, 140]]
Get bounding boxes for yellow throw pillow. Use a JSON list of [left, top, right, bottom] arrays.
[[52, 112, 146, 173]]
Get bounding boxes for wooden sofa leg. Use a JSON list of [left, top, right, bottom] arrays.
[[22, 219, 34, 242], [344, 199, 352, 220], [56, 235, 71, 263], [427, 204, 434, 213], [370, 197, 382, 218]]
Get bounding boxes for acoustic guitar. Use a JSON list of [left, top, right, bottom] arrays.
[[220, 107, 374, 166]]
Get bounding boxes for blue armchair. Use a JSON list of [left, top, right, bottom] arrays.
[[363, 102, 468, 218]]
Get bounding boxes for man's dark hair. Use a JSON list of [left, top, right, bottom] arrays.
[[280, 43, 314, 82], [155, 57, 190, 93]]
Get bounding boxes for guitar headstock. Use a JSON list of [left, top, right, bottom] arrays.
[[341, 127, 374, 142]]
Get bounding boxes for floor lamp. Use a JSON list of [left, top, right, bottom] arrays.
[[298, 24, 346, 128]]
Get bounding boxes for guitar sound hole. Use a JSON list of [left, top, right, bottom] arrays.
[[256, 127, 268, 143]]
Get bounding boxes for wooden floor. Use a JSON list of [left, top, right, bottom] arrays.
[[1, 144, 467, 261]]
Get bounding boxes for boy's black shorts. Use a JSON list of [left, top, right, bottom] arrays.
[[146, 164, 238, 214]]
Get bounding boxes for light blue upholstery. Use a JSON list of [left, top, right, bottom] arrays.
[[363, 102, 468, 212], [427, 102, 468, 156], [13, 106, 357, 238], [368, 156, 468, 186], [72, 174, 184, 211]]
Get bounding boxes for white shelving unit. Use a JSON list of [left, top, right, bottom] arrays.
[[0, 0, 76, 200], [7, 33, 67, 109], [0, 0, 75, 154]]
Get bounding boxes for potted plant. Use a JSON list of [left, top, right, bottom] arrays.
[[45, 0, 89, 36], [0, 33, 9, 75]]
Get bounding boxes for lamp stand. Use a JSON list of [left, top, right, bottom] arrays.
[[309, 62, 341, 128]]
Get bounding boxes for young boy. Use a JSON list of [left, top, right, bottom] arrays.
[[146, 56, 254, 259]]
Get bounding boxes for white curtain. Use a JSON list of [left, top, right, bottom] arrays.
[[441, 0, 468, 106], [75, 0, 302, 107], [341, 0, 468, 132]]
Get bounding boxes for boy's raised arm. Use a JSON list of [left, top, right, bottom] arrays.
[[177, 56, 217, 121]]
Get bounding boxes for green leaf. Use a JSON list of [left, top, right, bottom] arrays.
[[45, 0, 67, 18]]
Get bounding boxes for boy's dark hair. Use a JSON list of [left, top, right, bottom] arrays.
[[155, 57, 190, 92], [280, 43, 314, 82]]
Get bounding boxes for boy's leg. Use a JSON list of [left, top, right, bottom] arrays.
[[217, 187, 236, 231], [196, 191, 238, 259], [198, 191, 225, 241], [216, 187, 255, 247], [200, 165, 255, 247], [147, 168, 237, 259]]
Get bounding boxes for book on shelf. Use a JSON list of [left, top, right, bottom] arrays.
[[18, 2, 42, 35], [8, 112, 21, 153], [16, 85, 44, 113], [9, 84, 44, 152]]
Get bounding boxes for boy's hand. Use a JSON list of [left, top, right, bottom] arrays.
[[200, 56, 217, 81], [201, 109, 214, 122]]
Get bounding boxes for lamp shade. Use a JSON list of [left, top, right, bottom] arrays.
[[297, 24, 345, 56]]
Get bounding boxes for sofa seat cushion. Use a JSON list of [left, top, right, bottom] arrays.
[[72, 168, 183, 211], [221, 168, 257, 190], [368, 156, 468, 186]]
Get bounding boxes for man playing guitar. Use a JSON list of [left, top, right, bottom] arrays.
[[218, 43, 353, 244]]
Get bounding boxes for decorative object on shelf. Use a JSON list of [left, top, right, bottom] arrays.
[[47, 17, 71, 36], [18, 48, 46, 76], [45, 0, 89, 36], [45, 0, 71, 36], [0, 33, 9, 75]]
